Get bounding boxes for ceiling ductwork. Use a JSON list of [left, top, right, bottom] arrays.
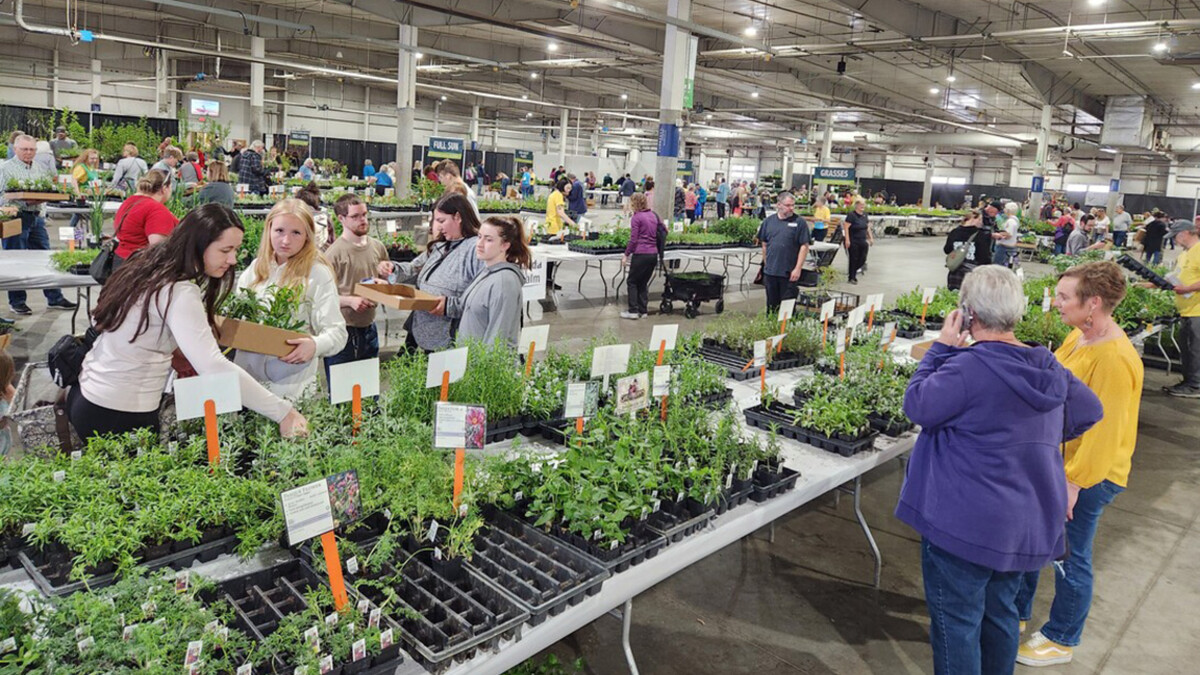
[[1099, 96, 1155, 151]]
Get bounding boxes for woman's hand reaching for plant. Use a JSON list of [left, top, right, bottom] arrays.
[[171, 349, 197, 378], [280, 408, 308, 437], [281, 337, 317, 364]]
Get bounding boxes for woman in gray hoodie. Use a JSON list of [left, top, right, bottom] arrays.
[[380, 193, 485, 351], [440, 215, 529, 349]]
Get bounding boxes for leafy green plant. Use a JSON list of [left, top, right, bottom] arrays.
[[507, 654, 587, 675], [893, 286, 959, 320], [49, 249, 99, 272], [1014, 309, 1072, 349], [219, 285, 309, 332]]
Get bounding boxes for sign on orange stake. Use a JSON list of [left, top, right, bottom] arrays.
[[204, 399, 219, 467]]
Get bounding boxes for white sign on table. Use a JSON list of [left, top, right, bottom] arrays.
[[433, 402, 486, 450], [426, 347, 469, 388], [922, 287, 937, 304], [523, 258, 547, 302], [236, 183, 250, 194], [280, 479, 336, 546], [820, 299, 836, 322], [519, 325, 550, 355], [386, 220, 397, 233], [329, 358, 380, 405], [753, 340, 767, 368], [58, 228, 74, 242], [173, 372, 242, 421], [648, 323, 679, 352], [867, 294, 884, 312], [776, 298, 796, 322], [836, 329, 848, 354], [563, 381, 600, 419]]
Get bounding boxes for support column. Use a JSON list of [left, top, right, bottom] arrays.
[[250, 37, 265, 142], [154, 50, 168, 115], [573, 110, 580, 156], [432, 101, 441, 136], [1107, 152, 1124, 212], [814, 111, 834, 195], [469, 104, 480, 147], [781, 146, 794, 191], [168, 58, 178, 117], [1029, 104, 1052, 218], [395, 25, 418, 198], [653, 0, 692, 220], [1008, 152, 1021, 187], [90, 59, 101, 107], [921, 146, 937, 208], [1166, 159, 1181, 197], [363, 87, 371, 140], [281, 87, 289, 136], [558, 108, 568, 168], [883, 149, 895, 180], [492, 113, 500, 149], [51, 49, 60, 109]]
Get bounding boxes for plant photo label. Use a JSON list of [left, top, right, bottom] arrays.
[[564, 381, 600, 418], [280, 479, 336, 546], [614, 371, 650, 414], [653, 365, 671, 397], [173, 372, 242, 421], [326, 470, 362, 529], [329, 358, 380, 405], [434, 402, 487, 450]]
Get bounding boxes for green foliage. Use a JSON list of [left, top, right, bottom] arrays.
[[219, 284, 309, 332], [49, 249, 99, 272], [1114, 284, 1178, 331], [258, 584, 387, 671], [706, 310, 823, 359], [237, 215, 265, 269], [87, 117, 164, 164], [506, 654, 587, 675], [521, 196, 548, 212], [417, 177, 444, 203], [382, 340, 527, 423], [894, 286, 959, 320], [5, 176, 61, 193], [477, 198, 521, 213], [710, 216, 760, 243], [1014, 309, 1072, 349], [1048, 250, 1107, 273], [0, 589, 41, 672]]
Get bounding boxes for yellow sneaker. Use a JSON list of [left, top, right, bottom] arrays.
[[1019, 620, 1027, 634], [1017, 631, 1073, 667]]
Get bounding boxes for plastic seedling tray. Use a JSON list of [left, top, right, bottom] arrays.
[[18, 527, 239, 597], [697, 345, 760, 381], [700, 339, 812, 373], [684, 388, 734, 410], [471, 511, 610, 626], [749, 461, 802, 502], [353, 537, 529, 674], [645, 497, 714, 544], [744, 401, 879, 456], [802, 427, 880, 457], [867, 413, 915, 437], [215, 558, 404, 675], [485, 415, 527, 445], [522, 516, 666, 575], [714, 477, 754, 516]]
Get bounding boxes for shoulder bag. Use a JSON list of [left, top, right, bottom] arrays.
[[89, 195, 145, 284], [945, 230, 980, 272]]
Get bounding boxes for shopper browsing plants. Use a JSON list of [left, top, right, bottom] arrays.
[[437, 215, 530, 349]]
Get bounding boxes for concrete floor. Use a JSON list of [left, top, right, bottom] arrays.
[[5, 214, 1198, 674]]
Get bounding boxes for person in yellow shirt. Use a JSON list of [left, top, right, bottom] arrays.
[[810, 196, 832, 242], [544, 178, 576, 237], [1161, 218, 1200, 397], [1015, 261, 1144, 667]]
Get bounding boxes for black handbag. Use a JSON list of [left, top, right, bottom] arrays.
[[89, 195, 143, 284], [48, 326, 100, 389]]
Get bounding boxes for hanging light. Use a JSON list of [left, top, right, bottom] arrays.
[[929, 86, 940, 95], [620, 93, 628, 100], [751, 91, 760, 98], [530, 72, 539, 79], [744, 26, 758, 37], [547, 42, 559, 52], [414, 52, 424, 60]]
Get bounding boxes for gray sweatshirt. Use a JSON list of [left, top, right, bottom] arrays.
[[446, 262, 526, 349], [389, 236, 486, 349]]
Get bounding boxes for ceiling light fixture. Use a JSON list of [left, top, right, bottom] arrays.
[[744, 26, 758, 37], [1153, 41, 1169, 53], [440, 95, 447, 101], [547, 42, 558, 52], [1087, 0, 1104, 6], [620, 93, 628, 100], [530, 72, 539, 79], [751, 91, 760, 98], [929, 87, 940, 95], [945, 74, 956, 83], [521, 94, 528, 99], [706, 114, 713, 120], [526, 112, 533, 118], [1192, 82, 1200, 90], [414, 52, 424, 60]]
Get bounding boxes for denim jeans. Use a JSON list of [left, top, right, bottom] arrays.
[[1112, 231, 1127, 248], [922, 538, 1023, 675], [1054, 241, 1066, 255], [1016, 480, 1124, 647], [323, 324, 379, 386], [1145, 250, 1162, 265], [2, 212, 66, 306], [995, 245, 1018, 268]]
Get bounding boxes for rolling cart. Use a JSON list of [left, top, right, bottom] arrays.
[[659, 266, 726, 319]]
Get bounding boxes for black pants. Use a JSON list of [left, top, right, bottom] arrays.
[[626, 253, 657, 314], [67, 385, 159, 446], [1181, 316, 1200, 388], [848, 241, 869, 282], [811, 228, 826, 242], [717, 202, 726, 219], [762, 273, 799, 313]]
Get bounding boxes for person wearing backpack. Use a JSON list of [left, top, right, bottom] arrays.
[[621, 192, 665, 319]]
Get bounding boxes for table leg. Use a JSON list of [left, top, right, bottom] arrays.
[[852, 476, 882, 588], [619, 598, 640, 675], [577, 262, 589, 294]]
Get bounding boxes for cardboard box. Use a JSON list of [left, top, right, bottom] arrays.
[[5, 192, 73, 203], [2, 219, 20, 239], [353, 283, 441, 311], [910, 339, 937, 360], [0, 333, 11, 350], [214, 316, 309, 358]]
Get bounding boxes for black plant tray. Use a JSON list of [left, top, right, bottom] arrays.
[[353, 537, 529, 674], [215, 558, 404, 675], [697, 345, 759, 381], [867, 413, 914, 437], [892, 309, 944, 331], [520, 515, 666, 575], [744, 401, 879, 456], [473, 510, 610, 627], [714, 477, 754, 516], [567, 244, 624, 255], [645, 497, 714, 544], [683, 387, 734, 410], [388, 248, 418, 263], [802, 427, 879, 457], [486, 414, 529, 445], [749, 461, 801, 503], [701, 339, 812, 371], [17, 527, 239, 597]]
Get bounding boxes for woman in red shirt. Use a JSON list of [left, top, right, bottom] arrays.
[[113, 169, 179, 262]]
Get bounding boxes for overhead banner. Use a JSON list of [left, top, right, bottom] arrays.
[[427, 137, 464, 161], [287, 131, 311, 147], [676, 159, 695, 183], [657, 123, 680, 158], [814, 166, 856, 185], [515, 150, 534, 168]]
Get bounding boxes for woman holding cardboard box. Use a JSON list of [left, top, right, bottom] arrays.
[[235, 198, 347, 399], [70, 203, 307, 444]]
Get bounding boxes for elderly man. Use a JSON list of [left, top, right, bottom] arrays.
[[0, 134, 76, 315], [240, 140, 268, 195], [756, 191, 810, 311], [1110, 204, 1133, 248]]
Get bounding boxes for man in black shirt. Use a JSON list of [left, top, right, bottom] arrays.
[[943, 211, 992, 290], [1141, 212, 1170, 265], [756, 191, 810, 311]]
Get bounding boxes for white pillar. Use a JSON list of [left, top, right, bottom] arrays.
[[558, 108, 569, 168], [1166, 159, 1181, 197], [573, 110, 581, 156], [883, 149, 895, 180], [1008, 152, 1021, 187], [154, 50, 168, 115], [469, 104, 480, 146], [1029, 104, 1052, 217], [781, 146, 794, 191], [653, 0, 692, 220], [432, 101, 441, 136], [922, 146, 937, 208], [395, 25, 418, 198], [250, 37, 265, 141], [90, 59, 101, 106], [492, 113, 500, 149], [51, 49, 60, 109], [1107, 152, 1124, 212], [815, 111, 834, 194], [281, 86, 289, 135], [363, 87, 372, 140]]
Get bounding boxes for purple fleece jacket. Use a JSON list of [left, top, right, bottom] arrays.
[[625, 209, 661, 256], [896, 341, 1103, 572]]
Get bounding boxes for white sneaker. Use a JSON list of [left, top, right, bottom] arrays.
[[619, 311, 641, 320]]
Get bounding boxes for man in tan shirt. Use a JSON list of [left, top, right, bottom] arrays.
[[322, 194, 388, 383]]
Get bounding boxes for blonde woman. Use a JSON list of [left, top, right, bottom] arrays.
[[70, 149, 102, 243], [235, 198, 347, 399]]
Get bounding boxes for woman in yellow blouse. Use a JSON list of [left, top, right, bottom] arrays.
[[811, 196, 832, 242], [1015, 261, 1143, 667]]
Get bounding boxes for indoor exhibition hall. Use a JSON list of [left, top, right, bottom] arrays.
[[1, 0, 1199, 674]]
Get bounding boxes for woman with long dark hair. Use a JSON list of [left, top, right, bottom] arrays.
[[70, 203, 308, 443], [377, 193, 485, 351], [439, 215, 530, 349]]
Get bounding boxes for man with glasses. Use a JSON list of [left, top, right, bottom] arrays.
[[323, 194, 387, 383], [756, 191, 811, 312]]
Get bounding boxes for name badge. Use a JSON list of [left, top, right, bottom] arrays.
[[787, 222, 798, 228]]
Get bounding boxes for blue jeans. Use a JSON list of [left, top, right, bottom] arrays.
[[1112, 231, 1127, 248], [2, 212, 65, 306], [323, 324, 379, 385], [1016, 480, 1123, 647], [923, 539, 1022, 675], [1145, 250, 1162, 265], [995, 245, 1018, 268]]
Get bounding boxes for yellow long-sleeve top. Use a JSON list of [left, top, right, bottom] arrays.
[[1055, 328, 1144, 488]]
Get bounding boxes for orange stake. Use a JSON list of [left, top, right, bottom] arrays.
[[68, 239, 76, 252], [920, 302, 929, 325], [656, 340, 666, 366], [868, 309, 875, 331], [351, 384, 362, 436], [778, 320, 787, 353], [822, 318, 828, 350], [439, 370, 450, 402], [452, 448, 465, 510], [321, 531, 349, 610], [839, 352, 846, 379], [204, 399, 219, 467], [525, 341, 536, 377]]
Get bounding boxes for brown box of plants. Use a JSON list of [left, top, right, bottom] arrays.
[[354, 282, 441, 311], [5, 191, 73, 202], [214, 316, 309, 358], [2, 219, 20, 239]]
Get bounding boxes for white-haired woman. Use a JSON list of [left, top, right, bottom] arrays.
[[897, 265, 1103, 675], [995, 201, 1022, 268]]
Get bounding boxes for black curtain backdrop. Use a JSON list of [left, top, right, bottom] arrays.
[[0, 103, 177, 141]]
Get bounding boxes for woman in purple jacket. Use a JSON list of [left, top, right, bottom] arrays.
[[897, 265, 1103, 675], [621, 192, 664, 319]]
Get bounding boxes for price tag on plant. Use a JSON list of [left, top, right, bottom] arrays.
[[175, 569, 190, 593], [1042, 287, 1052, 313], [281, 472, 364, 546], [648, 323, 679, 352], [922, 287, 937, 304], [325, 611, 339, 627], [319, 654, 334, 674], [652, 365, 672, 397], [426, 346, 469, 388], [753, 340, 767, 368], [70, 450, 81, 461], [329, 358, 380, 405], [433, 402, 487, 449], [185, 640, 203, 667], [776, 298, 796, 322], [237, 183, 249, 194], [369, 608, 381, 629], [53, 470, 65, 482], [820, 299, 835, 322], [77, 636, 94, 654], [122, 625, 136, 641]]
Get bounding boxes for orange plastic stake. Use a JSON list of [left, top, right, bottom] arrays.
[[778, 320, 787, 353], [839, 352, 846, 380], [68, 239, 76, 252], [920, 302, 929, 325], [656, 340, 667, 366], [822, 318, 828, 350], [868, 308, 875, 331], [204, 399, 219, 467], [439, 370, 450, 402], [525, 341, 536, 377], [452, 448, 465, 510], [351, 384, 362, 436], [321, 531, 349, 611], [740, 357, 756, 372]]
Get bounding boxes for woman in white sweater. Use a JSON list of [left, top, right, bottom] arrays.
[[235, 199, 346, 399], [71, 203, 307, 442]]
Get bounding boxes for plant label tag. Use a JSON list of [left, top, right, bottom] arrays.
[[237, 184, 249, 194], [820, 300, 835, 322], [640, 505, 648, 520], [652, 365, 671, 396], [768, 334, 786, 351], [329, 358, 380, 405], [753, 340, 767, 367], [776, 298, 796, 322], [676, 490, 685, 503], [347, 622, 355, 634], [1042, 288, 1052, 313], [58, 227, 74, 241], [882, 322, 897, 345], [357, 599, 370, 614], [325, 612, 339, 627], [868, 294, 884, 312], [653, 499, 662, 512], [70, 450, 81, 461], [122, 624, 136, 641], [739, 391, 762, 410], [836, 330, 848, 354], [592, 529, 602, 541], [77, 636, 94, 654], [294, 667, 307, 675], [175, 569, 190, 593], [58, 173, 71, 185], [848, 306, 865, 329], [590, 344, 632, 378], [21, 522, 35, 536], [427, 520, 439, 542], [280, 479, 335, 546], [673, 220, 684, 233], [0, 637, 14, 654], [614, 371, 650, 414], [185, 640, 203, 666], [304, 625, 320, 652], [425, 346, 469, 387], [922, 287, 937, 304], [609, 539, 619, 550], [237, 665, 253, 675], [204, 620, 219, 633], [346, 556, 359, 575], [523, 258, 547, 302], [319, 654, 334, 674], [433, 402, 486, 449], [563, 381, 600, 418], [380, 628, 394, 650], [141, 600, 156, 618], [519, 324, 550, 355], [174, 372, 242, 421], [458, 503, 468, 517], [648, 323, 679, 352], [1016, 267, 1025, 281], [725, 472, 733, 489], [52, 469, 66, 483], [369, 608, 381, 629], [352, 639, 367, 662], [385, 220, 398, 233], [514, 490, 524, 503]]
